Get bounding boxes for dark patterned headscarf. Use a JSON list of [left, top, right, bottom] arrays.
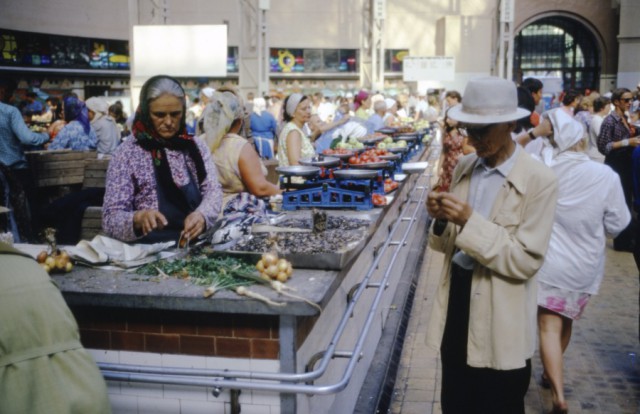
[[132, 75, 207, 185], [63, 96, 91, 134]]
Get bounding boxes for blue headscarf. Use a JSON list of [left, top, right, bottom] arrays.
[[63, 96, 91, 134]]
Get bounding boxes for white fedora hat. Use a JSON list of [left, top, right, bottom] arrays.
[[448, 77, 530, 124]]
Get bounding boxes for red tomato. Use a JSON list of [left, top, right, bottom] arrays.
[[349, 156, 358, 164], [372, 193, 386, 206]]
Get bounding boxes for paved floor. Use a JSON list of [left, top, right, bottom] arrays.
[[390, 238, 640, 414]]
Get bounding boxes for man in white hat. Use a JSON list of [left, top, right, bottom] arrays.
[[425, 76, 559, 413]]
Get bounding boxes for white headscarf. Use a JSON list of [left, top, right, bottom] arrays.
[[285, 93, 304, 119], [253, 97, 266, 115], [85, 97, 109, 122], [549, 109, 585, 153], [201, 91, 244, 152]]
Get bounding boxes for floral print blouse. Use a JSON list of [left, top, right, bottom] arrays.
[[102, 136, 223, 241], [48, 120, 98, 151]]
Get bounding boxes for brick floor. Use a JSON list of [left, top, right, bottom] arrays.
[[391, 240, 640, 414]]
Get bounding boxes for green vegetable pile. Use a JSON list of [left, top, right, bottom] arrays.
[[136, 255, 260, 288]]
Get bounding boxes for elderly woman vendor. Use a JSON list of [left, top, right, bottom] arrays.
[[201, 91, 281, 210], [102, 75, 223, 243]]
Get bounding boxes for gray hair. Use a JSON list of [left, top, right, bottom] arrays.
[[145, 77, 185, 101], [373, 100, 387, 112]]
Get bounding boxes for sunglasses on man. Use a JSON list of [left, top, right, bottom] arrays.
[[458, 123, 492, 137]]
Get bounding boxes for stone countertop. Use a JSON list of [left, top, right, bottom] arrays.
[[52, 263, 338, 317]]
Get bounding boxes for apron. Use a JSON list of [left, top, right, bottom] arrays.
[[138, 167, 202, 244]]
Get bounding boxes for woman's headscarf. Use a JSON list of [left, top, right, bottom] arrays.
[[354, 90, 369, 111], [201, 91, 245, 152], [63, 96, 91, 134], [85, 96, 109, 123], [252, 97, 266, 115], [132, 75, 207, 185]]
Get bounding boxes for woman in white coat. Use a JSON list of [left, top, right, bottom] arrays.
[[532, 109, 631, 413]]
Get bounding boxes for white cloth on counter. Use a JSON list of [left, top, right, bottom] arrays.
[[70, 235, 174, 267]]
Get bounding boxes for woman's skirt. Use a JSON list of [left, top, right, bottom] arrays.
[[537, 281, 591, 320]]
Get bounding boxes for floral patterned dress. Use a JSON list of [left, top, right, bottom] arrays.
[[436, 127, 464, 192]]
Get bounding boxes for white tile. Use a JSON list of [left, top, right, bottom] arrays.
[[106, 379, 121, 395], [205, 356, 251, 371], [87, 349, 120, 364], [120, 382, 163, 398], [163, 384, 208, 401], [249, 359, 279, 372], [162, 354, 208, 369], [179, 398, 226, 414], [238, 403, 274, 414], [248, 390, 281, 407], [136, 396, 180, 413], [108, 394, 138, 414], [120, 351, 162, 366]]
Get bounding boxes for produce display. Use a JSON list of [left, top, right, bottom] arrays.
[[372, 193, 387, 206], [322, 148, 354, 157], [136, 254, 320, 310], [376, 136, 408, 150], [348, 148, 391, 165], [255, 253, 294, 282], [231, 216, 370, 255], [37, 249, 74, 273]]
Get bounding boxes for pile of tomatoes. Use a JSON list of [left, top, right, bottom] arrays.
[[348, 148, 389, 165], [372, 193, 387, 206], [383, 177, 399, 193], [322, 148, 354, 156]]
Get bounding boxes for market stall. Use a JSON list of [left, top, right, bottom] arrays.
[[17, 128, 436, 414]]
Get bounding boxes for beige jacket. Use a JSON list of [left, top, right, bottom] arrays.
[[425, 149, 558, 370]]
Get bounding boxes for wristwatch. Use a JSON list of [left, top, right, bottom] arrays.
[[527, 129, 536, 140]]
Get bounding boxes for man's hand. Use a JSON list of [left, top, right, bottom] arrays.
[[426, 191, 472, 227], [133, 209, 168, 236]]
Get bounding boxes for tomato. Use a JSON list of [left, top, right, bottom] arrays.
[[385, 178, 393, 184], [372, 193, 386, 206], [349, 156, 358, 164]]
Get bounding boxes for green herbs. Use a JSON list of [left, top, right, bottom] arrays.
[[136, 255, 258, 288]]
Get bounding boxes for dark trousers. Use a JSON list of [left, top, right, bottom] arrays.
[[440, 263, 531, 414], [606, 148, 636, 251]]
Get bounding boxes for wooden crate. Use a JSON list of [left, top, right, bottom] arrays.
[[26, 150, 97, 188], [80, 206, 103, 241], [83, 157, 110, 189]]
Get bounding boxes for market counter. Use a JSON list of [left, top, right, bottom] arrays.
[[44, 149, 433, 414]]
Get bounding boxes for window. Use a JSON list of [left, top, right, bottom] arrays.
[[0, 29, 129, 71], [514, 17, 599, 91], [385, 49, 409, 72], [227, 46, 239, 73], [269, 48, 358, 73]]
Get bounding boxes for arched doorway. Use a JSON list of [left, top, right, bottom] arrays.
[[514, 16, 600, 92]]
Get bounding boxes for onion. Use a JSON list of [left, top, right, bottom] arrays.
[[265, 264, 279, 278], [256, 259, 265, 272], [277, 259, 289, 273], [276, 272, 288, 282], [262, 253, 278, 267], [37, 251, 48, 263]]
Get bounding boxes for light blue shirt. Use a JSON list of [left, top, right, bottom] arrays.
[[453, 145, 521, 269], [365, 113, 385, 134], [0, 102, 49, 169]]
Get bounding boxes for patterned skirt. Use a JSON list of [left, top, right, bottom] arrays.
[[537, 281, 591, 320]]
